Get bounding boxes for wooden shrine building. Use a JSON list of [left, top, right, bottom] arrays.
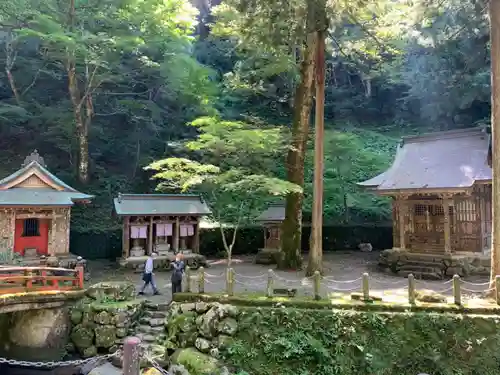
[[0, 150, 92, 258], [358, 128, 492, 256], [256, 203, 285, 250], [113, 194, 211, 260]]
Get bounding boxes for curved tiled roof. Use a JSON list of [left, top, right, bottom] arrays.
[[358, 128, 491, 192]]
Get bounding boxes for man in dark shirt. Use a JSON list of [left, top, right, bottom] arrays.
[[171, 253, 185, 295]]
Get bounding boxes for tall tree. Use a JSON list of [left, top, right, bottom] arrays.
[[306, 0, 328, 276], [490, 0, 500, 285]]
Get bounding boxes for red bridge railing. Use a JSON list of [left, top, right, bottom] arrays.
[[0, 265, 84, 294]]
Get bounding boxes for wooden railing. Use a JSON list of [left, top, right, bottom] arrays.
[[0, 265, 84, 294]]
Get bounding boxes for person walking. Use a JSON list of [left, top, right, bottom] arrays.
[[138, 252, 160, 295], [171, 253, 185, 295]]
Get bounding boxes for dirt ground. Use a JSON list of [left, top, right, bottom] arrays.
[[86, 251, 491, 304]]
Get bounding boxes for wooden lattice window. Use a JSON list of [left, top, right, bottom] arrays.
[[22, 218, 40, 237], [414, 204, 453, 216]]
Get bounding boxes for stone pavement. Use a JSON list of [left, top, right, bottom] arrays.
[[87, 252, 492, 303]]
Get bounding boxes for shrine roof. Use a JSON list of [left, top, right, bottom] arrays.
[[113, 194, 212, 216], [358, 127, 491, 193], [0, 151, 92, 206], [256, 204, 285, 222]]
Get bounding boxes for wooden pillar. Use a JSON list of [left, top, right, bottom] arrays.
[[193, 219, 200, 253], [148, 216, 154, 255], [50, 210, 57, 256], [174, 216, 180, 251], [122, 216, 130, 258], [443, 196, 452, 253], [398, 199, 406, 250]]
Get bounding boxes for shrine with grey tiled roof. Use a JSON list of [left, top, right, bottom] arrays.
[[358, 128, 492, 277]]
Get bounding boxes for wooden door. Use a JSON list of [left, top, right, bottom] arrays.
[[454, 197, 481, 252], [14, 218, 49, 256]]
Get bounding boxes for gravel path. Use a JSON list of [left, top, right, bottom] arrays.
[[86, 251, 492, 305]]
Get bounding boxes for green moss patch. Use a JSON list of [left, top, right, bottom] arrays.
[[173, 292, 500, 315], [223, 307, 500, 375]]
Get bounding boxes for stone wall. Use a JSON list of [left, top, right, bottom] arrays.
[[166, 299, 500, 375], [0, 209, 14, 256], [68, 282, 144, 358], [52, 207, 71, 255], [165, 302, 239, 375]]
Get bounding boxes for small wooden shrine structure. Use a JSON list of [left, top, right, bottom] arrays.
[[0, 150, 92, 258], [358, 128, 492, 255], [113, 194, 211, 259], [256, 203, 285, 249]]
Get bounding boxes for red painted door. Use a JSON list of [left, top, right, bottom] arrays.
[[14, 219, 49, 256]]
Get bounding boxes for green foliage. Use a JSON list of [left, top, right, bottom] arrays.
[[147, 116, 301, 230], [223, 308, 500, 375], [304, 128, 396, 222]]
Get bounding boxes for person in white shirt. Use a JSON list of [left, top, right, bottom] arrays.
[[138, 252, 160, 295]]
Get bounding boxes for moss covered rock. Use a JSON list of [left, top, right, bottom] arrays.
[[94, 325, 116, 349], [171, 347, 221, 375], [71, 324, 95, 351], [86, 281, 136, 302]]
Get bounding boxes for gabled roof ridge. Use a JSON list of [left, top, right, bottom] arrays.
[[402, 127, 486, 144], [0, 160, 82, 193], [118, 193, 202, 199]]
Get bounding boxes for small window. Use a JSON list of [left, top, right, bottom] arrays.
[[23, 219, 40, 237]]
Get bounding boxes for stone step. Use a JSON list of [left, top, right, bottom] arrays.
[[136, 325, 165, 335], [135, 333, 157, 343], [401, 260, 445, 268], [144, 301, 169, 311], [399, 265, 443, 274], [398, 270, 444, 280], [144, 310, 167, 319], [139, 317, 165, 327]]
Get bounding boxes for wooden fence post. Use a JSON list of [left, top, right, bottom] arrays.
[[75, 258, 85, 289], [362, 273, 370, 301], [313, 271, 321, 300], [185, 267, 191, 293], [226, 268, 234, 296], [40, 256, 47, 287], [24, 268, 33, 289], [123, 336, 141, 375], [266, 269, 274, 298], [496, 276, 500, 305], [452, 274, 461, 306], [408, 274, 416, 305], [198, 267, 205, 293]]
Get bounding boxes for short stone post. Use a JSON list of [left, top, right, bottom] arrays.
[[184, 266, 191, 293], [496, 276, 500, 305], [452, 274, 461, 306], [408, 274, 416, 305], [123, 336, 141, 375], [75, 257, 85, 289], [39, 256, 47, 286], [24, 268, 33, 289], [198, 267, 205, 293], [313, 271, 321, 300], [362, 273, 370, 301], [226, 267, 234, 296], [266, 269, 274, 298]]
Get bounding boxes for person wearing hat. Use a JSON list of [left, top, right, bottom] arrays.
[[138, 252, 160, 295]]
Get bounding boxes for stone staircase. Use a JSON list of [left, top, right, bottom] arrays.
[[135, 300, 169, 367], [396, 259, 446, 280]]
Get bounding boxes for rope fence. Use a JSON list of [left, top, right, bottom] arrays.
[[183, 266, 500, 306]]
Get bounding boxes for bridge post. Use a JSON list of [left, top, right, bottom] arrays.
[[75, 257, 85, 289], [123, 336, 141, 375], [39, 256, 47, 286]]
